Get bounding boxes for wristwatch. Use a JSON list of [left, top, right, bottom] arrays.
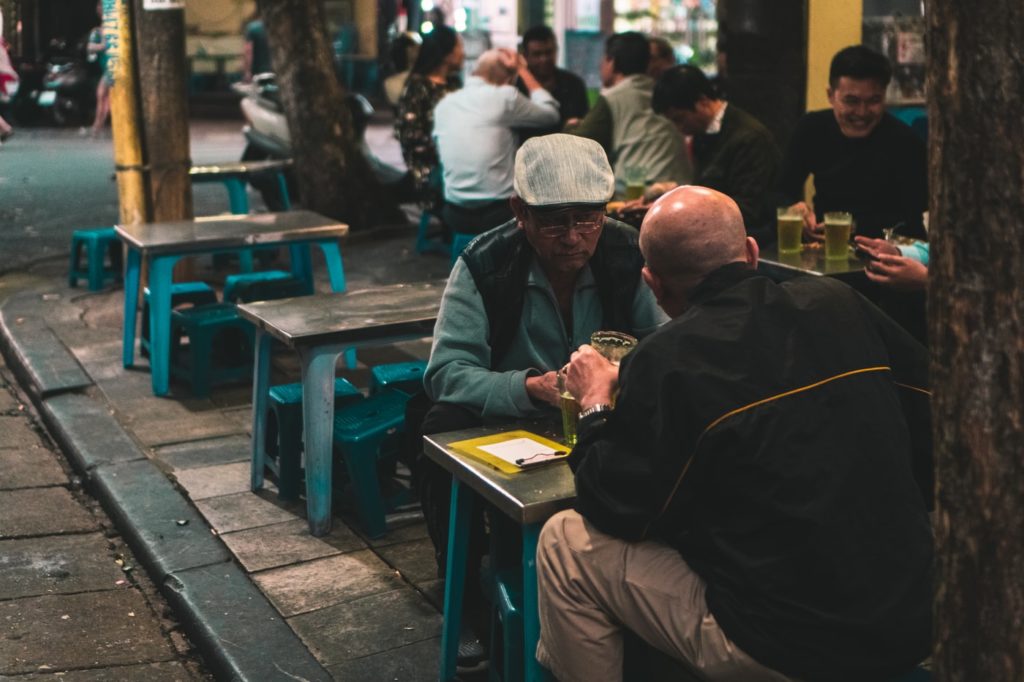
[[578, 403, 613, 420]]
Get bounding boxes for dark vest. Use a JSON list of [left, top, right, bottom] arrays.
[[461, 218, 646, 366]]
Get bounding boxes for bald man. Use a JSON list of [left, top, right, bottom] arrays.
[[536, 186, 935, 681]]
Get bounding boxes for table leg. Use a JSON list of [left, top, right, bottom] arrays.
[[289, 244, 315, 295], [224, 177, 250, 215], [148, 255, 179, 396], [522, 522, 552, 682], [317, 240, 347, 292], [440, 479, 473, 682], [122, 248, 141, 368], [299, 346, 341, 536], [250, 330, 273, 492]]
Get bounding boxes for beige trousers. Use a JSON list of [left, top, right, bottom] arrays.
[[535, 510, 794, 682]]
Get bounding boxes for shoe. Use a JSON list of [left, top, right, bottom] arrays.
[[455, 622, 488, 674], [0, 129, 11, 143]]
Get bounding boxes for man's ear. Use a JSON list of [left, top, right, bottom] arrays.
[[744, 236, 759, 269], [510, 196, 528, 228], [642, 265, 664, 301]]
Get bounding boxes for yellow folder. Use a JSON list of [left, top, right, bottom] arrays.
[[448, 430, 570, 474]]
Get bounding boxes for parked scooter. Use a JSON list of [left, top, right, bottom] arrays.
[[234, 73, 414, 209], [13, 39, 94, 126]]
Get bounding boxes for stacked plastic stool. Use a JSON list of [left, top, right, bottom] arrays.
[[450, 232, 475, 266], [69, 226, 123, 291], [369, 360, 427, 397], [169, 302, 255, 397], [331, 388, 412, 538], [222, 270, 307, 304], [263, 378, 364, 500], [140, 281, 218, 358]]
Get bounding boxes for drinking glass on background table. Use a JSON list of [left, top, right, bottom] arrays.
[[777, 206, 804, 254], [623, 165, 647, 201], [823, 211, 854, 260]]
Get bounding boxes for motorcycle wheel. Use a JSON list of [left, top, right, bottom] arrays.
[[52, 96, 84, 127]]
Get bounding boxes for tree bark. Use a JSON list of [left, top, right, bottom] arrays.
[[926, 2, 1024, 679], [256, 0, 399, 229]]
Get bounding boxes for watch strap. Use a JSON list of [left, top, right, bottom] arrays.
[[578, 403, 613, 420]]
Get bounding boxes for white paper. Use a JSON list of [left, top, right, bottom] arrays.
[[479, 438, 565, 466]]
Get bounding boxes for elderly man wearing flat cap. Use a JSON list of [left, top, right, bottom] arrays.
[[410, 133, 666, 670]]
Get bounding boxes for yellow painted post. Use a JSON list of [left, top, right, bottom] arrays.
[[106, 0, 150, 226], [805, 0, 863, 111]]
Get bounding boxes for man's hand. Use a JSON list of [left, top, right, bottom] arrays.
[[853, 235, 900, 258], [525, 371, 561, 407], [565, 345, 617, 409], [790, 201, 823, 241], [865, 253, 928, 291]]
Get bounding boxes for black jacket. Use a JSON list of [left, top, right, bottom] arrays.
[[571, 263, 933, 681]]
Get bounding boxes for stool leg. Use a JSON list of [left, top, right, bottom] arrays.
[[251, 330, 273, 491], [148, 255, 178, 396], [300, 346, 342, 537], [275, 171, 292, 210], [224, 177, 250, 214], [343, 347, 357, 369], [317, 240, 346, 292], [87, 239, 105, 291], [522, 523, 549, 682], [440, 480, 473, 682], [342, 441, 388, 539], [69, 239, 82, 287], [289, 244, 314, 295], [122, 249, 141, 368], [238, 249, 255, 273], [190, 326, 213, 398]]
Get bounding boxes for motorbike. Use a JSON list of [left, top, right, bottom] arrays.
[[234, 73, 414, 209], [12, 40, 94, 127]]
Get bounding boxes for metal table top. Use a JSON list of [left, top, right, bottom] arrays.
[[758, 242, 866, 280], [424, 423, 577, 526], [114, 210, 348, 254], [237, 281, 444, 348]]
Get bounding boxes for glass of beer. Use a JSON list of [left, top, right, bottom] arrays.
[[823, 212, 854, 260], [623, 165, 647, 201], [589, 331, 638, 363], [557, 370, 580, 447], [776, 206, 804, 254]]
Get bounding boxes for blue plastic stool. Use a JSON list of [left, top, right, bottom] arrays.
[[223, 269, 306, 303], [369, 360, 427, 396], [140, 281, 217, 358], [489, 570, 524, 682], [264, 378, 364, 500], [169, 302, 255, 397], [416, 210, 449, 256], [331, 388, 411, 538], [450, 232, 475, 267], [69, 227, 122, 291]]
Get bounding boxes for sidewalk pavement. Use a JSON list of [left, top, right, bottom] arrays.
[[0, 226, 458, 680]]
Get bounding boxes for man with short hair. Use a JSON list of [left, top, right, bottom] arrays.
[[568, 31, 691, 195], [433, 48, 560, 235], [653, 64, 780, 240], [516, 25, 589, 140], [778, 45, 928, 240], [415, 134, 667, 669], [537, 185, 933, 681]]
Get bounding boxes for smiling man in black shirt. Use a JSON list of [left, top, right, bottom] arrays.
[[778, 45, 927, 240]]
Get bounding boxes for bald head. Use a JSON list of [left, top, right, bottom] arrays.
[[639, 186, 749, 289], [474, 48, 517, 85]]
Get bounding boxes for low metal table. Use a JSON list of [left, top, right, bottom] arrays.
[[117, 210, 349, 396], [757, 242, 867, 282], [424, 425, 576, 682], [238, 281, 444, 537]]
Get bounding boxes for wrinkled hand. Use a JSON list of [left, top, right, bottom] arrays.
[[853, 235, 900, 258], [790, 201, 823, 241], [865, 253, 929, 291], [565, 345, 617, 409], [525, 371, 561, 407]]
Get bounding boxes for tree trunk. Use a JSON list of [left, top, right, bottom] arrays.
[[256, 0, 398, 230], [926, 2, 1024, 679]]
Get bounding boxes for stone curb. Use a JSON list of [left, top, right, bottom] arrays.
[[0, 294, 332, 681]]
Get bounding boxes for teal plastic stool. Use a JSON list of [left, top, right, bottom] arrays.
[[416, 210, 449, 256], [369, 360, 427, 396], [489, 570, 524, 682], [169, 302, 255, 397], [223, 269, 306, 303], [264, 378, 364, 500], [331, 388, 411, 538], [450, 232, 475, 266], [140, 281, 217, 358], [69, 227, 122, 291]]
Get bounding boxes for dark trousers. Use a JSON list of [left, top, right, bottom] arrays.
[[441, 199, 514, 236]]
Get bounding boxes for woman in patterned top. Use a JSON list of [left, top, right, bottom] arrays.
[[395, 26, 464, 210]]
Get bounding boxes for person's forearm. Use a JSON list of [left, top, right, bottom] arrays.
[[518, 67, 544, 93]]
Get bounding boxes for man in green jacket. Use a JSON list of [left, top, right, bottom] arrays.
[[653, 64, 781, 242]]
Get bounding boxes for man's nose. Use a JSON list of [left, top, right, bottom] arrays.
[[560, 227, 583, 245]]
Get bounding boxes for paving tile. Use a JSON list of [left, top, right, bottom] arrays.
[[210, 383, 254, 409], [0, 386, 21, 412], [254, 550, 404, 618], [0, 533, 123, 599], [153, 435, 251, 471], [375, 537, 440, 585], [0, 488, 98, 539], [416, 578, 446, 612], [171, 461, 253, 500], [219, 518, 360, 573], [14, 661, 195, 681], [325, 636, 441, 681], [361, 515, 430, 548], [127, 409, 246, 447], [0, 415, 46, 450], [288, 587, 442, 665], [0, 442, 67, 489], [194, 492, 296, 534], [220, 406, 253, 434], [0, 590, 176, 675]]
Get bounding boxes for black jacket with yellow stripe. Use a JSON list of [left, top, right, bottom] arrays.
[[571, 262, 932, 682]]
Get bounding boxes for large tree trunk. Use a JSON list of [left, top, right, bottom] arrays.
[[926, 2, 1024, 679], [256, 0, 399, 229]]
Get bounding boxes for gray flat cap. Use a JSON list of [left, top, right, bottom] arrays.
[[513, 134, 615, 208]]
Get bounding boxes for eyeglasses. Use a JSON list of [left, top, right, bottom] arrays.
[[530, 210, 605, 238]]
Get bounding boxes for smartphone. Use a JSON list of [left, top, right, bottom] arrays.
[[853, 246, 879, 262]]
